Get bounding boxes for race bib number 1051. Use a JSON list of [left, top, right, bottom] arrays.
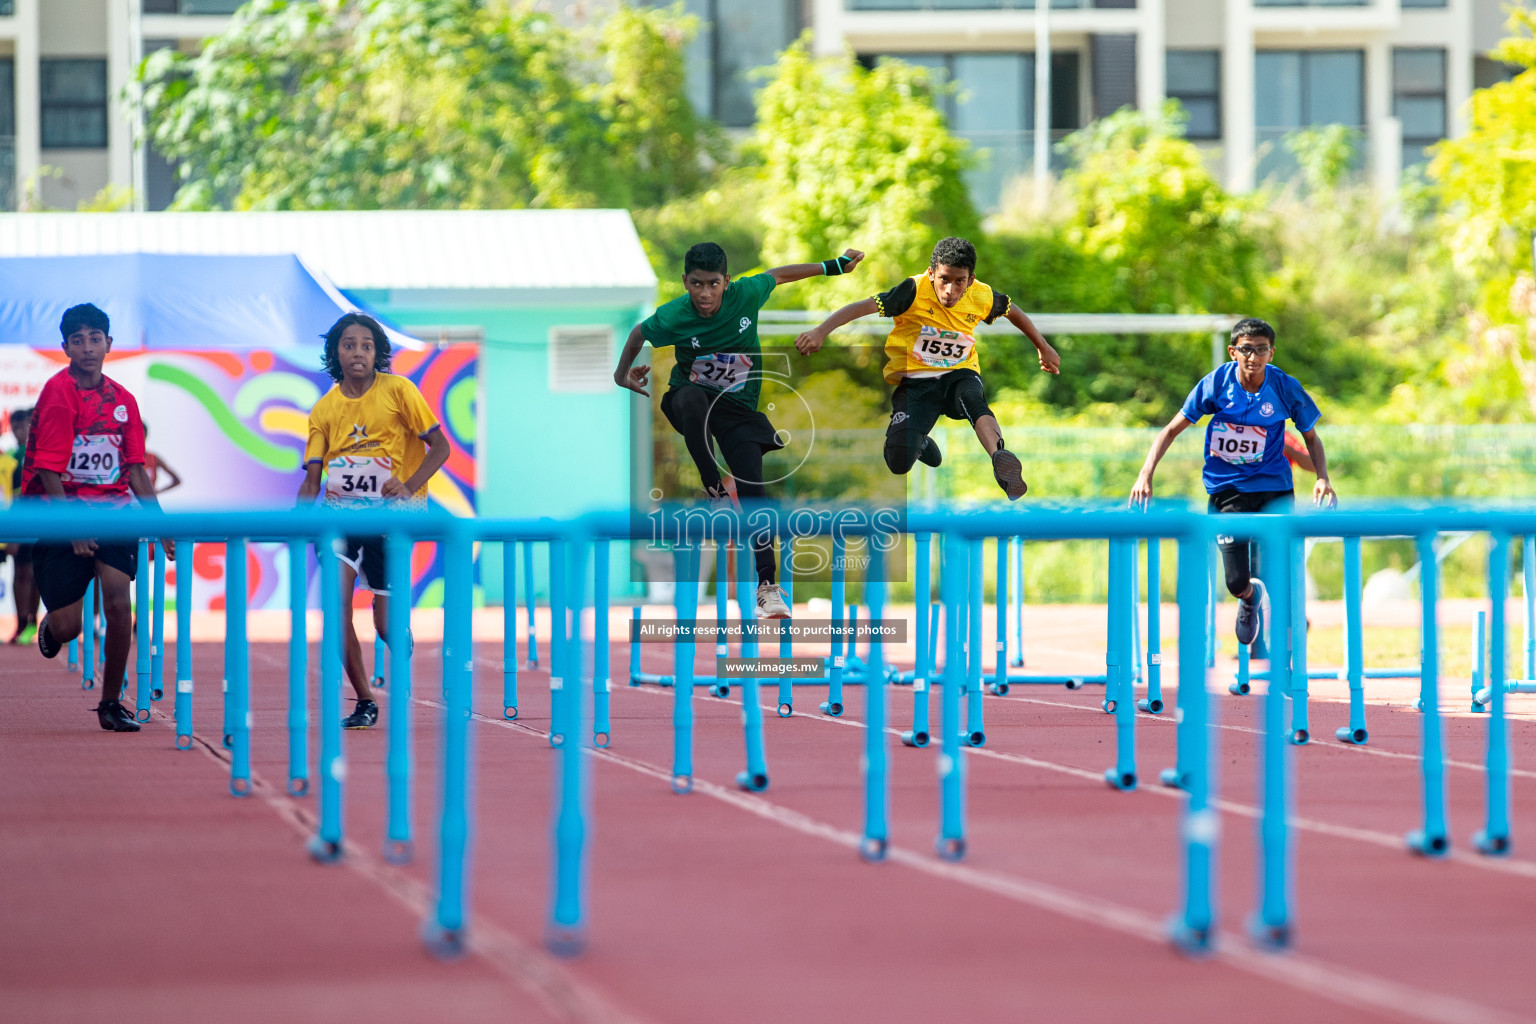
[[1209, 421, 1267, 465]]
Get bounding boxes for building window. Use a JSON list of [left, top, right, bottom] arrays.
[[41, 60, 108, 150], [143, 1, 248, 12], [1474, 56, 1519, 90], [1400, 0, 1446, 9], [1254, 49, 1364, 181], [863, 51, 1081, 210], [1394, 48, 1446, 170], [845, 1, 1087, 8], [0, 1, 13, 15], [1166, 51, 1220, 140], [650, 0, 798, 128]]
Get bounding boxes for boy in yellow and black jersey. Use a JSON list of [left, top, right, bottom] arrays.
[[795, 237, 1059, 499]]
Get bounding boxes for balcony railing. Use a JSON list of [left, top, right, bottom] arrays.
[[1255, 125, 1368, 184], [847, 1, 1091, 10], [142, 0, 247, 13]]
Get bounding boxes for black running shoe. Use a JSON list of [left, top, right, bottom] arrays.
[[1235, 580, 1264, 647], [37, 621, 61, 660], [991, 447, 1028, 501], [96, 700, 141, 732], [342, 699, 379, 730], [917, 436, 943, 468]]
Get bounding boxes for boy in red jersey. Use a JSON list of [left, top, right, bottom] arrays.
[[23, 304, 173, 732]]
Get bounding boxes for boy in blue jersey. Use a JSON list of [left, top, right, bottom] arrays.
[[1130, 318, 1336, 644]]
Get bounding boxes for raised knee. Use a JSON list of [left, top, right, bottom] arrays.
[[884, 440, 919, 475]]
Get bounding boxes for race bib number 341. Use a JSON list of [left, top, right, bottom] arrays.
[[67, 434, 122, 486], [912, 326, 976, 369], [326, 455, 394, 501], [689, 352, 752, 392], [1209, 422, 1267, 465]]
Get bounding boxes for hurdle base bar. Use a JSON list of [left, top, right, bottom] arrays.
[[735, 770, 770, 792], [1406, 829, 1450, 858], [1472, 829, 1511, 857], [1166, 914, 1214, 956], [1103, 768, 1138, 792], [1473, 679, 1536, 707], [1158, 767, 1186, 790], [422, 919, 471, 961], [1335, 726, 1369, 745], [383, 839, 414, 865], [899, 729, 931, 748], [1307, 667, 1421, 681], [1136, 697, 1164, 714], [307, 836, 344, 864], [1247, 915, 1292, 951]]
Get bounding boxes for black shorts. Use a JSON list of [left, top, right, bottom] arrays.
[[337, 535, 390, 594], [31, 540, 138, 612], [661, 384, 785, 454], [888, 369, 994, 437], [1207, 488, 1295, 518]]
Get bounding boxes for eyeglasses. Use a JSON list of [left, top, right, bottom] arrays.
[[1232, 345, 1272, 358]]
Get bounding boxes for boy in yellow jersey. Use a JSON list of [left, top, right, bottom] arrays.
[[298, 313, 451, 729], [795, 237, 1059, 499]]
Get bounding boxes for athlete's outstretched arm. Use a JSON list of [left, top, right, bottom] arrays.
[[390, 427, 451, 498], [794, 298, 879, 355], [1004, 306, 1061, 375], [1129, 413, 1195, 508], [768, 248, 865, 286], [613, 324, 651, 398], [1300, 427, 1336, 507]]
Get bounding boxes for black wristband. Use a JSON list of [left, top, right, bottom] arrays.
[[821, 255, 852, 276]]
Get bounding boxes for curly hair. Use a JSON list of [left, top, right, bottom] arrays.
[[930, 237, 978, 274], [321, 312, 392, 382]]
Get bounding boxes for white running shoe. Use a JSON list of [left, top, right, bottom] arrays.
[[756, 583, 791, 620]]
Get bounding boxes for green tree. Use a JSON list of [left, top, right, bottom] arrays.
[[139, 0, 713, 211], [593, 3, 724, 208], [751, 43, 980, 308], [1430, 8, 1536, 308]]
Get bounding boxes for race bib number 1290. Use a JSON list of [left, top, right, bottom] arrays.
[[1209, 421, 1266, 465], [67, 434, 122, 486]]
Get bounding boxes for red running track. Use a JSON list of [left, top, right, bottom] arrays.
[[3, 634, 1535, 1024]]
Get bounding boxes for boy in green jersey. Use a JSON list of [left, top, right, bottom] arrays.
[[614, 241, 864, 619]]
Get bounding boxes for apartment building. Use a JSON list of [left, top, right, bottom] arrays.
[[668, 0, 1521, 206], [0, 0, 1520, 212], [0, 1, 241, 211]]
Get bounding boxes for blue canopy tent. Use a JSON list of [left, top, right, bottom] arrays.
[[0, 253, 420, 350]]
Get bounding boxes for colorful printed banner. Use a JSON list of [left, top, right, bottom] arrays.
[[0, 345, 478, 610]]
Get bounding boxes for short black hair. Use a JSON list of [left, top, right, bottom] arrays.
[[11, 407, 33, 428], [683, 242, 728, 278], [930, 237, 977, 274], [60, 303, 110, 342], [321, 312, 392, 382], [1231, 318, 1275, 345]]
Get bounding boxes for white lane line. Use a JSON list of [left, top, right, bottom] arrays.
[[614, 682, 1536, 882], [451, 698, 1533, 1024], [1003, 692, 1536, 781]]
